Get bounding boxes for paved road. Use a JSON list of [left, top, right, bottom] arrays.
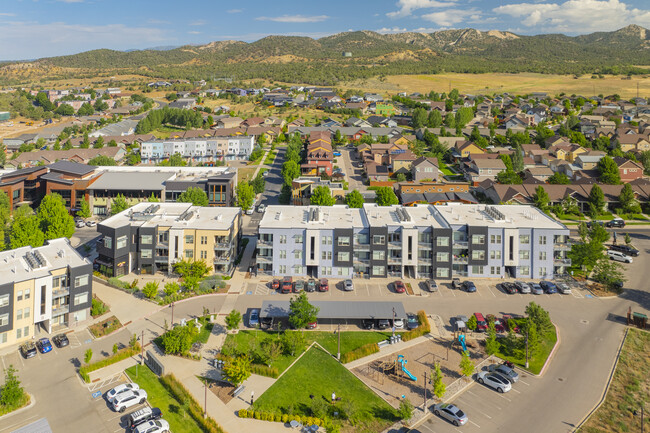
[[339, 147, 367, 192], [259, 146, 285, 207]]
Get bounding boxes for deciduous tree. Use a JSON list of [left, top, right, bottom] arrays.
[[289, 292, 319, 330], [375, 187, 398, 206], [345, 189, 364, 208], [178, 187, 209, 206], [110, 194, 130, 215], [310, 186, 336, 206], [37, 194, 75, 240], [236, 181, 255, 210]]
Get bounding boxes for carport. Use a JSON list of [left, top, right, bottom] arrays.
[[259, 300, 407, 325]]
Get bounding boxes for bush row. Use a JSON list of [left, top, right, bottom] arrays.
[[237, 409, 323, 426], [402, 311, 431, 342], [160, 373, 226, 433], [79, 345, 140, 383], [341, 342, 379, 364], [251, 364, 279, 378]]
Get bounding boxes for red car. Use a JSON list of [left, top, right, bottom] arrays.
[[319, 278, 329, 292], [473, 312, 488, 332], [271, 279, 280, 290], [394, 281, 406, 293], [487, 314, 506, 333], [502, 314, 520, 333], [281, 276, 293, 294]]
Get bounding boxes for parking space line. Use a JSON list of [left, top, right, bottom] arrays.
[[519, 379, 530, 386], [495, 393, 511, 402], [366, 283, 370, 297], [469, 420, 481, 428], [511, 388, 521, 394], [485, 285, 496, 297], [572, 290, 584, 299], [473, 408, 493, 419]]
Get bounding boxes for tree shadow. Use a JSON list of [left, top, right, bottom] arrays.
[[168, 404, 180, 415], [101, 351, 109, 357], [619, 288, 650, 312], [69, 357, 81, 368]]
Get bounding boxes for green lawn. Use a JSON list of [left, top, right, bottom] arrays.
[[252, 346, 398, 428], [493, 325, 558, 375], [125, 366, 203, 433], [438, 161, 456, 176]]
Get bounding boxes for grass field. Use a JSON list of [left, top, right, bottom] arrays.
[[578, 329, 650, 433], [252, 346, 398, 431], [493, 323, 558, 375], [238, 167, 256, 183]]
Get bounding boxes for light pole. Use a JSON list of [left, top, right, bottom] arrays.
[[204, 379, 208, 419], [423, 370, 427, 414], [392, 307, 396, 339], [171, 301, 175, 325], [635, 405, 645, 433], [337, 323, 341, 362]]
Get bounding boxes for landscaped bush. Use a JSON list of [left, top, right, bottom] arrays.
[[107, 277, 133, 290], [79, 345, 140, 383], [251, 364, 279, 378], [90, 296, 109, 317], [237, 408, 323, 426], [402, 311, 431, 342], [340, 342, 379, 364]]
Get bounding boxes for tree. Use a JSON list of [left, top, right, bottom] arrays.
[[466, 315, 477, 331], [77, 200, 91, 218], [485, 320, 499, 356], [236, 181, 255, 210], [432, 361, 446, 400], [289, 292, 319, 330], [259, 340, 282, 367], [55, 104, 75, 116], [597, 156, 620, 184], [37, 194, 75, 240], [533, 186, 550, 213], [524, 301, 553, 336], [310, 186, 336, 206], [0, 365, 25, 407], [107, 192, 132, 215], [282, 160, 300, 186], [522, 319, 539, 356], [511, 146, 524, 172], [161, 322, 198, 354], [592, 257, 626, 291], [84, 349, 93, 363], [345, 189, 364, 208], [88, 155, 117, 166], [142, 282, 159, 299], [375, 187, 398, 206], [93, 136, 105, 149], [625, 233, 632, 246], [411, 108, 428, 129], [428, 110, 442, 128], [548, 172, 571, 184], [459, 351, 474, 379], [398, 398, 414, 421], [10, 214, 45, 249], [281, 331, 307, 356], [588, 184, 605, 217], [113, 343, 119, 355], [164, 282, 180, 297], [178, 187, 209, 206], [223, 355, 251, 387], [225, 309, 242, 331], [250, 173, 266, 195], [108, 139, 118, 147], [618, 183, 641, 214], [148, 193, 160, 202]]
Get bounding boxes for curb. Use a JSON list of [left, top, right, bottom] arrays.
[[0, 393, 35, 422], [537, 322, 561, 377]]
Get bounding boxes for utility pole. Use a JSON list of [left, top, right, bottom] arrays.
[[171, 301, 175, 325], [337, 323, 341, 362], [392, 307, 396, 339], [141, 330, 144, 364], [423, 371, 428, 414], [204, 379, 208, 419]]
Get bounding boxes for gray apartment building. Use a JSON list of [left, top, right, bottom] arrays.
[[256, 203, 570, 280]]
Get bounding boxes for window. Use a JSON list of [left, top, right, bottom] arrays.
[[538, 267, 547, 278], [321, 251, 332, 260], [16, 328, 21, 339], [279, 235, 287, 244], [17, 291, 22, 301], [53, 275, 67, 288], [0, 294, 9, 307], [158, 232, 169, 243], [294, 251, 303, 259], [116, 235, 127, 249], [539, 236, 547, 245], [490, 250, 502, 260], [436, 252, 449, 262], [0, 332, 6, 344], [200, 236, 208, 245], [185, 250, 194, 259], [519, 250, 530, 260], [74, 275, 89, 288], [372, 250, 385, 260], [279, 250, 287, 259], [0, 314, 8, 327], [472, 234, 485, 245], [200, 251, 207, 259], [25, 289, 30, 300], [141, 249, 152, 259], [519, 235, 530, 244], [490, 266, 501, 275], [295, 235, 303, 244], [24, 307, 30, 319], [519, 266, 530, 276], [436, 268, 449, 278], [104, 236, 112, 249], [436, 237, 449, 247], [372, 265, 385, 276], [185, 235, 194, 244], [338, 267, 345, 276], [373, 235, 385, 245], [23, 327, 28, 337], [338, 236, 350, 246], [321, 236, 332, 245], [279, 265, 287, 274], [490, 234, 502, 244], [140, 235, 153, 244], [338, 252, 350, 262], [472, 265, 484, 274], [74, 292, 89, 306], [16, 309, 22, 320], [471, 250, 485, 261], [539, 251, 547, 260]]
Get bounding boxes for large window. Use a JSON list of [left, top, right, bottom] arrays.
[[294, 251, 303, 259], [140, 235, 153, 244], [538, 267, 547, 277], [519, 235, 530, 244], [185, 235, 194, 244], [519, 250, 530, 260], [337, 252, 350, 262], [338, 236, 350, 246], [472, 234, 485, 245], [436, 252, 449, 262], [74, 292, 89, 306], [436, 268, 449, 278], [519, 266, 530, 276], [74, 275, 89, 288], [104, 236, 112, 249], [490, 250, 502, 260], [0, 314, 8, 327], [472, 265, 484, 274], [141, 249, 152, 259], [490, 266, 501, 275], [200, 251, 207, 259], [116, 235, 127, 249], [372, 265, 385, 276], [0, 294, 9, 307], [436, 237, 449, 247], [200, 236, 208, 245], [372, 250, 385, 260], [185, 250, 194, 259], [471, 250, 485, 261], [295, 235, 303, 244], [373, 235, 385, 245]]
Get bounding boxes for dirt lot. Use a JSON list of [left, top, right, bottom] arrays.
[[352, 336, 485, 407]]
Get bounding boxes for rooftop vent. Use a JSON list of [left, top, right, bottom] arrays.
[[24, 251, 46, 270], [396, 207, 411, 223], [485, 206, 505, 221]]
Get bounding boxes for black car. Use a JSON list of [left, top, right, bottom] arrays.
[[260, 317, 273, 330], [609, 244, 639, 257], [606, 219, 625, 228], [20, 342, 37, 359], [362, 319, 374, 330], [52, 333, 70, 348], [586, 221, 604, 228], [498, 282, 518, 294], [377, 319, 390, 330], [462, 281, 477, 293]]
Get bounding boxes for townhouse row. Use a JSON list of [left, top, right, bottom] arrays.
[[139, 136, 255, 163]]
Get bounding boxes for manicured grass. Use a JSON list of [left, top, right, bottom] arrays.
[[264, 150, 277, 165], [438, 161, 455, 176], [493, 324, 558, 375], [615, 213, 649, 221], [252, 346, 398, 427], [125, 366, 203, 433], [88, 316, 122, 338], [578, 329, 650, 433]]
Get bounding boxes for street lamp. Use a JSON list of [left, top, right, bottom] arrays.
[[634, 405, 645, 433], [525, 321, 530, 369], [392, 307, 396, 339]]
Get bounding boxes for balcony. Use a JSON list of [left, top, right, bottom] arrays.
[[388, 256, 402, 265], [52, 287, 69, 299], [214, 241, 234, 251], [453, 240, 469, 248], [419, 242, 432, 249], [387, 241, 402, 250], [554, 258, 572, 265], [52, 305, 69, 317], [256, 255, 273, 263], [553, 242, 573, 251], [354, 243, 370, 250], [213, 255, 232, 265], [453, 256, 468, 264], [258, 239, 273, 248]]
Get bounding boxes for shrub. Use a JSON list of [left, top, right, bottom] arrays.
[[402, 311, 431, 342], [282, 414, 289, 423], [90, 296, 108, 317], [78, 345, 141, 383], [238, 409, 248, 418], [341, 342, 379, 364], [251, 364, 279, 378]]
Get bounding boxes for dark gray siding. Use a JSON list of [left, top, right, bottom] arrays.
[[369, 226, 387, 277], [0, 282, 14, 334], [69, 263, 92, 313], [137, 226, 158, 273], [333, 228, 353, 267], [468, 226, 488, 266], [432, 227, 453, 279]]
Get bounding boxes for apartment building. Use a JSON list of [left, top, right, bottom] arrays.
[[140, 136, 255, 163], [0, 238, 92, 350], [97, 202, 242, 277], [256, 203, 570, 280]]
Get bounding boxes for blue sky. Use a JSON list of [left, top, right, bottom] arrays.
[[1, 0, 649, 60]]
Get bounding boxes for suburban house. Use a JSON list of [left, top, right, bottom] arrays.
[[168, 98, 197, 110], [216, 117, 244, 129], [391, 150, 418, 175], [411, 157, 440, 182], [549, 143, 587, 163], [366, 163, 390, 182], [464, 158, 506, 184], [291, 177, 345, 205], [614, 157, 645, 182], [302, 132, 333, 176], [454, 141, 486, 159], [574, 152, 606, 170]]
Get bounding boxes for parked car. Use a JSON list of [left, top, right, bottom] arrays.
[[540, 280, 558, 294], [333, 151, 341, 156], [530, 282, 544, 295], [85, 220, 97, 227], [473, 312, 488, 332], [133, 419, 169, 433], [107, 383, 140, 404], [319, 278, 329, 292], [307, 321, 318, 329], [257, 204, 266, 213], [36, 337, 53, 354], [245, 207, 254, 215], [306, 279, 317, 292], [52, 333, 69, 348], [432, 403, 468, 427], [377, 319, 390, 329], [463, 281, 477, 293], [261, 317, 273, 330], [112, 389, 148, 413], [262, 170, 270, 177], [607, 250, 633, 263], [514, 281, 531, 294], [76, 221, 85, 228], [128, 407, 163, 430], [556, 282, 572, 295], [426, 279, 438, 292], [586, 220, 604, 228], [476, 371, 512, 393], [406, 314, 419, 330], [487, 364, 519, 383], [20, 342, 37, 359], [451, 278, 462, 290], [486, 314, 505, 333], [281, 276, 293, 294], [606, 218, 625, 228], [343, 279, 354, 291], [498, 282, 517, 294], [609, 244, 639, 257], [362, 319, 374, 330], [271, 279, 280, 290], [393, 318, 405, 329], [249, 309, 260, 328], [394, 281, 406, 293]]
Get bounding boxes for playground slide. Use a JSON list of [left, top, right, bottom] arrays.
[[397, 355, 417, 381], [458, 334, 467, 352]]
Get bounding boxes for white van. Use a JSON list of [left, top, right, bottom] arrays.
[[607, 250, 633, 263]]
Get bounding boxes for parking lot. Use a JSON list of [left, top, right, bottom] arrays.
[[86, 373, 149, 433]]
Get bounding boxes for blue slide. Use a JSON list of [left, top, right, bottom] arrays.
[[397, 355, 417, 381], [458, 334, 467, 352]]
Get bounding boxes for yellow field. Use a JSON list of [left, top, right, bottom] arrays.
[[342, 73, 650, 98]]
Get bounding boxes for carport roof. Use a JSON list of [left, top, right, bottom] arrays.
[[259, 300, 407, 320]]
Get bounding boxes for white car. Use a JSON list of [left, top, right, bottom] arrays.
[[76, 221, 85, 228], [393, 318, 404, 329], [106, 383, 140, 403], [134, 420, 170, 433], [556, 282, 572, 295], [245, 207, 254, 215], [257, 204, 266, 213], [343, 279, 354, 291], [112, 389, 148, 412], [476, 371, 512, 393], [262, 170, 270, 177]]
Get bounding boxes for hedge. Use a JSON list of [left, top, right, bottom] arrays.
[[237, 409, 323, 426], [401, 311, 431, 342], [160, 374, 226, 433], [341, 342, 379, 364], [251, 364, 280, 378], [79, 344, 141, 383]]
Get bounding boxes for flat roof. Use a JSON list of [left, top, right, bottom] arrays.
[[48, 161, 96, 176], [260, 301, 407, 320], [260, 205, 365, 230], [435, 203, 567, 230], [363, 204, 449, 228], [88, 171, 174, 191]]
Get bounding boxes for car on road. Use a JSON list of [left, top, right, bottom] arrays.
[[586, 220, 605, 228], [607, 250, 633, 263], [306, 278, 317, 292], [451, 278, 462, 290], [262, 170, 270, 177], [362, 319, 374, 330], [112, 389, 148, 413], [281, 276, 292, 294], [107, 383, 140, 403], [333, 151, 341, 156], [85, 220, 97, 227], [133, 419, 169, 433], [463, 281, 477, 293], [319, 278, 329, 292], [514, 281, 531, 294], [293, 280, 305, 293], [261, 317, 273, 330], [76, 221, 85, 228], [556, 282, 572, 295], [606, 218, 625, 228], [425, 279, 438, 292], [52, 333, 69, 348], [307, 321, 318, 329], [609, 244, 639, 257], [36, 337, 53, 353], [474, 312, 488, 332], [394, 280, 406, 293], [377, 319, 390, 330], [249, 309, 260, 328], [540, 280, 558, 294], [487, 364, 519, 383], [432, 403, 468, 427], [498, 282, 517, 294], [257, 204, 266, 213], [476, 371, 512, 393], [343, 279, 354, 291], [530, 282, 544, 295], [128, 407, 163, 430], [271, 279, 280, 290], [245, 207, 254, 215], [20, 342, 37, 359], [406, 313, 419, 330]]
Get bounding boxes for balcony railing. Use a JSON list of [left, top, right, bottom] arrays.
[[554, 258, 572, 265], [453, 240, 469, 248], [52, 287, 69, 299], [214, 241, 233, 251], [258, 239, 273, 247], [419, 242, 432, 249], [52, 305, 69, 317], [388, 256, 402, 265], [256, 255, 273, 263], [354, 243, 370, 250], [213, 256, 232, 264], [453, 256, 468, 264], [387, 240, 401, 248], [553, 242, 573, 251]]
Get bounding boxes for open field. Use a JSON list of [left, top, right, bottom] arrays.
[[341, 73, 650, 98]]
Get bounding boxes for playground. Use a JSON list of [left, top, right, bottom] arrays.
[[353, 335, 486, 407]]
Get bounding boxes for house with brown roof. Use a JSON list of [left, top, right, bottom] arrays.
[[464, 158, 506, 184], [391, 150, 418, 175], [5, 147, 126, 169], [524, 166, 554, 181], [614, 134, 650, 152], [549, 143, 587, 163], [216, 117, 244, 129], [302, 135, 333, 176], [366, 162, 390, 182], [614, 157, 645, 182], [411, 157, 440, 182], [454, 141, 485, 159], [242, 117, 265, 128]]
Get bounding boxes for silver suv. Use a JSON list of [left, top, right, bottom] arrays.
[[514, 281, 531, 294]]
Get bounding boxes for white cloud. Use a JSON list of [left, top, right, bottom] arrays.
[[0, 22, 173, 60], [211, 31, 335, 41], [188, 31, 201, 35], [422, 8, 481, 26], [494, 0, 650, 33], [190, 19, 207, 26], [376, 27, 408, 34], [227, 9, 243, 14], [387, 0, 458, 18], [255, 15, 329, 23]]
